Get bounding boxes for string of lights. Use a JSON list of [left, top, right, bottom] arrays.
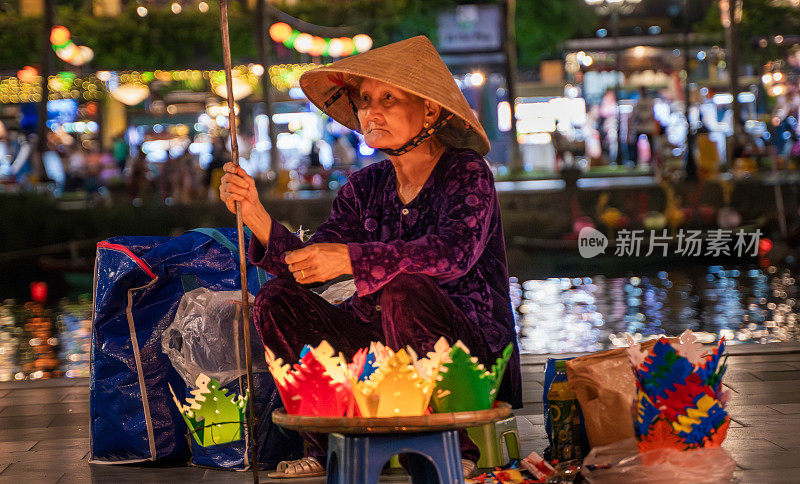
[[135, 1, 211, 17], [0, 63, 320, 104]]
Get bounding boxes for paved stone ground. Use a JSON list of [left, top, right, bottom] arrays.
[[0, 343, 798, 483]]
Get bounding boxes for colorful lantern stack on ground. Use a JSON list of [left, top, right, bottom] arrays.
[[21, 302, 61, 379], [57, 297, 92, 378], [265, 338, 514, 417], [627, 331, 730, 453], [0, 301, 21, 381]]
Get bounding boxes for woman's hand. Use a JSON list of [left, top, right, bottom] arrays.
[[219, 162, 271, 246], [285, 243, 353, 284]]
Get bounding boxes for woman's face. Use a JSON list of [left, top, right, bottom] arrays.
[[355, 78, 434, 150]]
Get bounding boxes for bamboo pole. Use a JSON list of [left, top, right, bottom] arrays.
[[218, 1, 260, 482]]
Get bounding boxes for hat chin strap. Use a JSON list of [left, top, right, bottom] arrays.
[[381, 113, 454, 157]]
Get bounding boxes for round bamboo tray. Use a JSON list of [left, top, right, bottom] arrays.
[[272, 402, 511, 434]]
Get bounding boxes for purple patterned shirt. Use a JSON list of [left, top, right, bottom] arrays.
[[248, 148, 515, 353]]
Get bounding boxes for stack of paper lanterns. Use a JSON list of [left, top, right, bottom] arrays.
[[0, 302, 20, 381], [265, 338, 513, 417]]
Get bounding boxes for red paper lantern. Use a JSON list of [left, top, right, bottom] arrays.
[[30, 282, 48, 304], [759, 238, 773, 254]]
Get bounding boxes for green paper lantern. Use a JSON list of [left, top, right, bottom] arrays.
[[284, 30, 300, 49], [430, 342, 514, 413], [322, 38, 331, 57], [170, 374, 248, 447]]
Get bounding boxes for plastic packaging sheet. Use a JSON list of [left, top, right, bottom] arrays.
[[163, 288, 268, 388], [318, 279, 357, 305], [565, 340, 660, 447], [581, 438, 736, 484]]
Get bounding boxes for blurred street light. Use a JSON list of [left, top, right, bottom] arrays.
[[136, 6, 148, 17], [171, 2, 182, 14], [469, 72, 485, 87]]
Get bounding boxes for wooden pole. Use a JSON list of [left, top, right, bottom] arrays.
[[255, 0, 280, 173], [683, 0, 697, 181], [504, 0, 523, 172], [723, 0, 742, 171], [218, 2, 259, 482], [36, 0, 54, 177]]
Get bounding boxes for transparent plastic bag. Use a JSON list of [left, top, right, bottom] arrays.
[[581, 438, 736, 484], [162, 288, 268, 388], [319, 279, 356, 305]]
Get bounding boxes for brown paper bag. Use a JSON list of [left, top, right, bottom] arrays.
[[565, 340, 659, 448]]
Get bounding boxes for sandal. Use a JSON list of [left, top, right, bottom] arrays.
[[267, 456, 326, 479]]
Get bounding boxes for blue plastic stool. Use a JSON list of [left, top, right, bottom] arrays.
[[326, 430, 463, 484]]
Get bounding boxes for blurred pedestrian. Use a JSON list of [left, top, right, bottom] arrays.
[[204, 136, 228, 200], [112, 134, 129, 171], [629, 87, 658, 167], [126, 146, 149, 202]]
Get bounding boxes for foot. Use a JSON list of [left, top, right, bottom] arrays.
[[462, 458, 478, 478], [267, 457, 326, 479]]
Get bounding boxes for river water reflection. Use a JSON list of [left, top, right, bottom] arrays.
[[511, 265, 800, 354]]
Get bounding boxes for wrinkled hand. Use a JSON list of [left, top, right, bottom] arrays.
[[285, 243, 352, 284], [219, 162, 267, 229]]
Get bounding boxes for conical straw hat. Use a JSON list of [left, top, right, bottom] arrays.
[[299, 35, 491, 156]]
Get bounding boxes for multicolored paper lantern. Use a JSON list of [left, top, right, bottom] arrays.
[[627, 331, 730, 452]]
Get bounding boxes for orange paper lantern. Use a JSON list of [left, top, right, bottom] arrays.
[[340, 37, 355, 57], [50, 26, 71, 46], [269, 22, 293, 43], [309, 36, 326, 57], [17, 66, 38, 83]]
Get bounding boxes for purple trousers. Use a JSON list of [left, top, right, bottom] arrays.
[[253, 273, 491, 464]]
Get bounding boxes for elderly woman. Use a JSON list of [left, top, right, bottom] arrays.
[[220, 36, 521, 478]]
